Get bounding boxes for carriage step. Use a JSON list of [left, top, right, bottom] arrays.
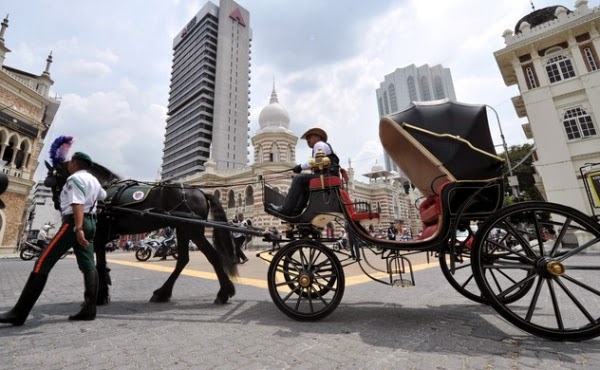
[[387, 254, 416, 287], [392, 279, 415, 287]]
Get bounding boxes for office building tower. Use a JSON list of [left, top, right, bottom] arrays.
[[375, 64, 456, 176], [161, 0, 251, 181]]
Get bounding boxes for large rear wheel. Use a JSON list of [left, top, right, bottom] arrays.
[[472, 201, 600, 341], [268, 240, 344, 321]]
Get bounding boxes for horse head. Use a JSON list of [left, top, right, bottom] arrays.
[[43, 159, 121, 211]]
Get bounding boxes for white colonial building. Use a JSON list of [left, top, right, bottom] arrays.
[[495, 0, 600, 215]]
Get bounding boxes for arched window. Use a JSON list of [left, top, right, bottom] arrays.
[[407, 76, 417, 102], [583, 46, 598, 71], [245, 185, 254, 206], [546, 54, 576, 83], [563, 107, 597, 140], [213, 189, 221, 202], [227, 190, 235, 208], [434, 76, 445, 99], [525, 66, 538, 89], [388, 83, 398, 113], [383, 91, 390, 114], [257, 146, 263, 164], [270, 143, 280, 162], [420, 76, 431, 100]]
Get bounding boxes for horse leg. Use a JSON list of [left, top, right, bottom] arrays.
[[149, 235, 190, 303], [94, 233, 111, 305], [194, 233, 236, 304]]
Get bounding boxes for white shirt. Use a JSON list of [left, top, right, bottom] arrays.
[[37, 228, 49, 241], [300, 140, 333, 170], [60, 169, 107, 216], [232, 219, 247, 239]]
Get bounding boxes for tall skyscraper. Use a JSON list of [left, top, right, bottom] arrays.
[[375, 64, 456, 176], [161, 0, 251, 181]]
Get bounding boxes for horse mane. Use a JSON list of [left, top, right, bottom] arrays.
[[89, 162, 121, 187]]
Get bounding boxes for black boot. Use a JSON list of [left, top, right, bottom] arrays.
[[0, 272, 48, 326], [69, 269, 98, 321]]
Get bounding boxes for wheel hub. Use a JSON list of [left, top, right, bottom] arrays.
[[537, 257, 565, 277], [546, 260, 565, 276], [298, 273, 312, 288]]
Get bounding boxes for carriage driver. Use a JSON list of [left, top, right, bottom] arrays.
[[268, 127, 340, 216], [0, 152, 107, 326]]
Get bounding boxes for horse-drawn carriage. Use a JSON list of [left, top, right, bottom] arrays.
[[42, 100, 600, 341], [260, 100, 600, 342]]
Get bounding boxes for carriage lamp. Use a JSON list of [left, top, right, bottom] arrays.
[[309, 148, 331, 189]]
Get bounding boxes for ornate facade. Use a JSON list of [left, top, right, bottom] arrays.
[[184, 86, 422, 241], [0, 15, 60, 253], [495, 0, 600, 215]]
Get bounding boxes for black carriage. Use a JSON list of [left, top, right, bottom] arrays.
[[260, 99, 600, 342]]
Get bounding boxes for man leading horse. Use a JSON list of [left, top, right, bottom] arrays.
[[0, 151, 106, 325]]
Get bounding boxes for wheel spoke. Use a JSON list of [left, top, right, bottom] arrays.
[[525, 277, 545, 322], [555, 277, 596, 324]]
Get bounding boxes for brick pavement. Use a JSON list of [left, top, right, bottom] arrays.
[[0, 251, 599, 369]]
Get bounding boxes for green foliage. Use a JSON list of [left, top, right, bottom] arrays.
[[500, 143, 542, 204]]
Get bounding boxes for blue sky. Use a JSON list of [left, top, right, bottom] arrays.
[[1, 0, 573, 181]]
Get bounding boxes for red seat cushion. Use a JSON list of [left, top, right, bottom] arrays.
[[309, 176, 342, 189], [417, 181, 450, 240]]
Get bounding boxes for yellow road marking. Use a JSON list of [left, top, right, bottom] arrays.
[[106, 258, 439, 289], [107, 258, 268, 289]]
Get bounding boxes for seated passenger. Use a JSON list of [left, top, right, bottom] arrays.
[[268, 127, 339, 216]]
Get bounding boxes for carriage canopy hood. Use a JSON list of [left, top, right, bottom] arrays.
[[379, 99, 504, 196]]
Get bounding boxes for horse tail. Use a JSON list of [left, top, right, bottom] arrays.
[[205, 193, 239, 277]]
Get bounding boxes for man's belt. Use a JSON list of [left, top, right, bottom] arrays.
[[62, 213, 96, 223]]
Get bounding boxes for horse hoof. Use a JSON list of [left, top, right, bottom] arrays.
[[149, 294, 170, 303], [213, 296, 228, 304], [96, 296, 111, 306]]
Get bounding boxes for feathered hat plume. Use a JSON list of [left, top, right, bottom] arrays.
[[49, 135, 74, 168]]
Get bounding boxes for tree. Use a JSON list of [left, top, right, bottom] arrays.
[[500, 143, 542, 203]]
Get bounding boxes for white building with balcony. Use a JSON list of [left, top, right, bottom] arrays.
[[495, 0, 600, 215]]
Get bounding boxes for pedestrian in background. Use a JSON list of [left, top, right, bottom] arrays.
[[232, 213, 249, 264]]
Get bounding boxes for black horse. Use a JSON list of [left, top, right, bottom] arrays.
[[43, 160, 239, 306]]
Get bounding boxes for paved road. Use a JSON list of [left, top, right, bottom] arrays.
[[0, 248, 598, 369]]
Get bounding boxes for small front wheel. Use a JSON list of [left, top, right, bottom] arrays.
[[268, 239, 345, 321], [135, 248, 152, 262]]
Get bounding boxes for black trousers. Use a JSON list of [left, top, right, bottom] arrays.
[[281, 173, 320, 214]]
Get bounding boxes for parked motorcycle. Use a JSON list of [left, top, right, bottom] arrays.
[[19, 240, 68, 261], [332, 236, 350, 252], [135, 237, 178, 261]]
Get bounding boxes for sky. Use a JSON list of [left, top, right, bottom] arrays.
[[1, 0, 575, 182]]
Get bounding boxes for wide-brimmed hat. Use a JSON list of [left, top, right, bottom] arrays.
[[301, 127, 328, 142], [72, 152, 93, 166]]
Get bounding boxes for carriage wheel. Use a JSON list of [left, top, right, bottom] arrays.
[[439, 243, 486, 303], [439, 240, 532, 305], [268, 239, 345, 321], [472, 201, 600, 341]]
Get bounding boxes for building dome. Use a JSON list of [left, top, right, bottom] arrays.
[[514, 5, 571, 34], [371, 163, 384, 172], [258, 86, 290, 129]]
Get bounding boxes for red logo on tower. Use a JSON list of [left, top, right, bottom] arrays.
[[229, 8, 246, 27]]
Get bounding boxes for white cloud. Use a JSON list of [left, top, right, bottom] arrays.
[[5, 0, 572, 184]]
